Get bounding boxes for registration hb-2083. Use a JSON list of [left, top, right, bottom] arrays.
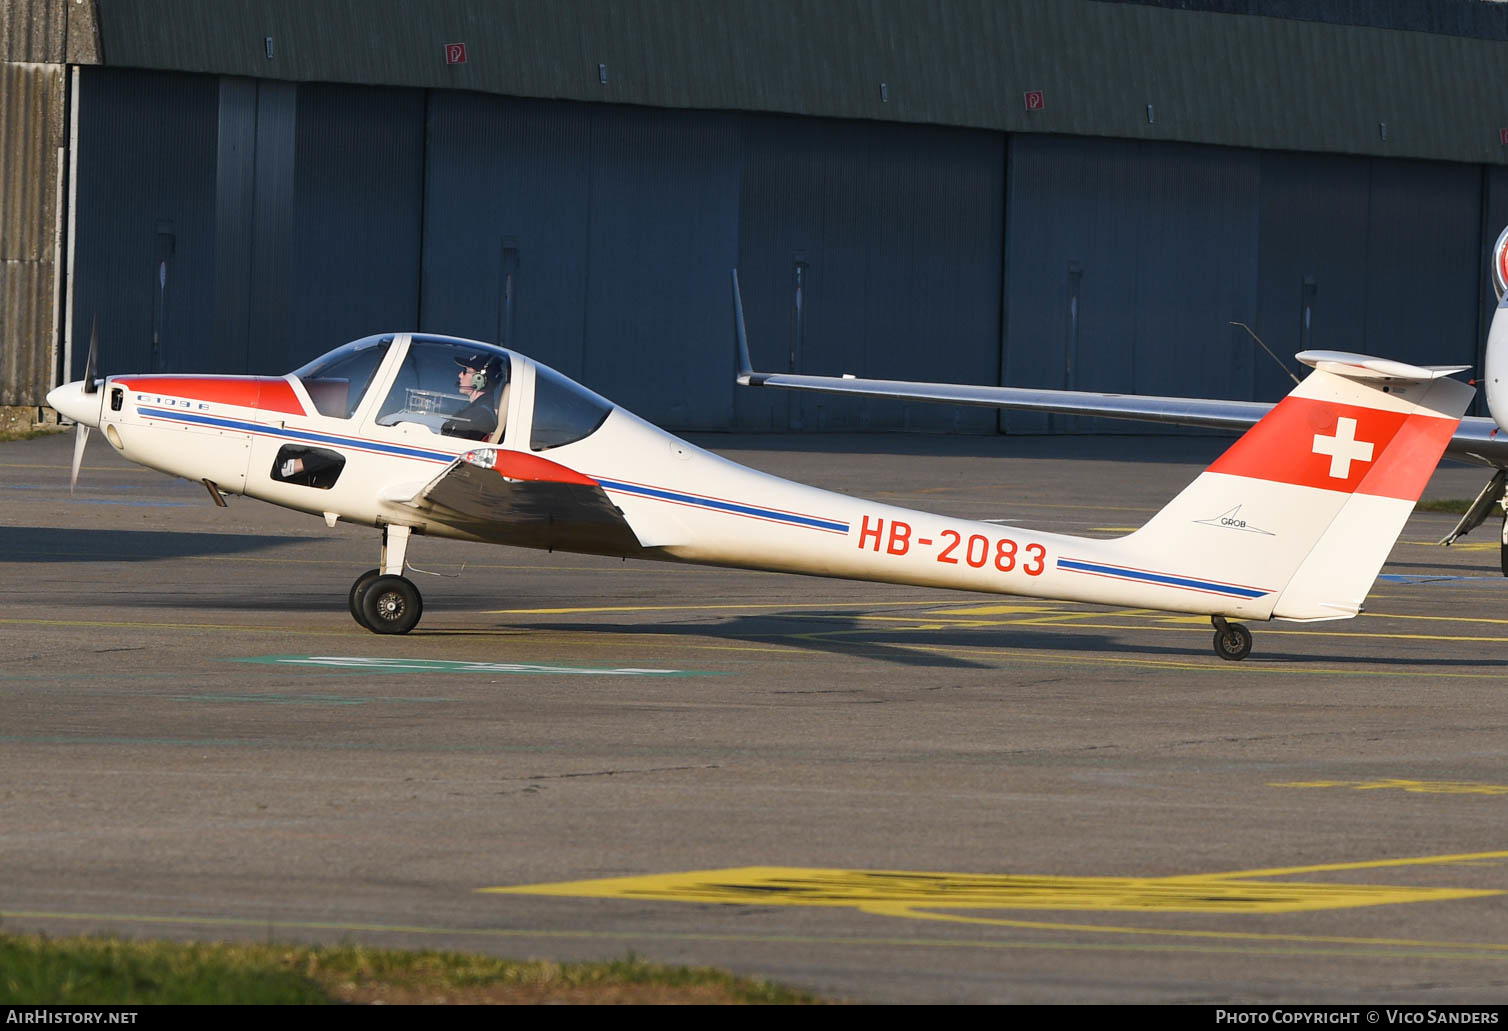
[[856, 515, 1046, 575]]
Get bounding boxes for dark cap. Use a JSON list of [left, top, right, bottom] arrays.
[[454, 352, 502, 373]]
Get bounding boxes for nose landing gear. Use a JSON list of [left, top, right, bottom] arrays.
[[349, 524, 424, 634]]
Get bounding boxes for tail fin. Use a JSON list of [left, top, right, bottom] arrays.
[[1117, 353, 1472, 621]]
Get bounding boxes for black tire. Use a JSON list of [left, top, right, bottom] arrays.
[[360, 574, 424, 635], [349, 568, 382, 627], [1213, 622, 1253, 661], [1499, 516, 1508, 577]]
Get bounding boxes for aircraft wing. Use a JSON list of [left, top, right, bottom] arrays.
[[392, 448, 645, 556], [737, 368, 1271, 432], [738, 367, 1508, 468], [727, 270, 1508, 469]]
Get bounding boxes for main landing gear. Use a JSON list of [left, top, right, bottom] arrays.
[[1211, 615, 1253, 662], [350, 525, 424, 634], [1438, 469, 1508, 576]]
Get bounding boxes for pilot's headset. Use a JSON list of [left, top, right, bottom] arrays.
[[477, 357, 503, 391], [458, 353, 502, 391]]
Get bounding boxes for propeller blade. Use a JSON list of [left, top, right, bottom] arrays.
[[69, 423, 90, 493], [82, 316, 99, 394]]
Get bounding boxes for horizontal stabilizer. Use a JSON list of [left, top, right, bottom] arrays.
[[1295, 351, 1471, 382]]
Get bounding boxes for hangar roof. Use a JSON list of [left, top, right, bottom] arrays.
[[12, 0, 1508, 165]]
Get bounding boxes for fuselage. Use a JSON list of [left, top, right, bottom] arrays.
[[44, 332, 1367, 626]]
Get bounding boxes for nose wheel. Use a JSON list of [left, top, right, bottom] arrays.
[[1212, 616, 1252, 661], [350, 525, 424, 634]]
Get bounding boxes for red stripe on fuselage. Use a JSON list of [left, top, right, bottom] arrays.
[[116, 376, 305, 416], [1206, 396, 1457, 501]]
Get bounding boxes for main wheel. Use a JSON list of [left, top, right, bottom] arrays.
[[1499, 515, 1508, 577], [360, 574, 424, 635], [1213, 622, 1253, 661], [348, 568, 382, 628]]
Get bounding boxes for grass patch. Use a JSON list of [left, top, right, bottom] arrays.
[[0, 934, 821, 1005], [1415, 499, 1474, 514]]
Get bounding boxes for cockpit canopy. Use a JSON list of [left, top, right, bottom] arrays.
[[376, 336, 512, 441], [291, 334, 395, 420], [290, 333, 611, 451], [293, 334, 513, 442]]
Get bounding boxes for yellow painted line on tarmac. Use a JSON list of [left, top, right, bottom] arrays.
[[930, 604, 1076, 616], [1198, 850, 1508, 881], [486, 865, 1494, 915], [486, 601, 935, 615], [180, 554, 736, 574], [810, 612, 1508, 647], [1361, 610, 1508, 627], [483, 860, 1508, 955], [1270, 779, 1508, 796]]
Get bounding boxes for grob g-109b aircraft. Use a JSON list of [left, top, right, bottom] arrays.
[[47, 278, 1471, 661]]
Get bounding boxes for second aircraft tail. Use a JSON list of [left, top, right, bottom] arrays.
[[1111, 352, 1471, 622]]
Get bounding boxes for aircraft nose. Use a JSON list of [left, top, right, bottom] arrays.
[[46, 380, 104, 429]]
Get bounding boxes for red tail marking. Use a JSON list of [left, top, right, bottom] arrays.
[[1207, 396, 1456, 501]]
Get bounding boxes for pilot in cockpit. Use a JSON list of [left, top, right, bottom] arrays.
[[441, 353, 504, 441]]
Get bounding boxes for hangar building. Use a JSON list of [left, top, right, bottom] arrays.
[[5, 0, 1508, 433]]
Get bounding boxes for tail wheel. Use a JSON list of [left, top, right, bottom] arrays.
[[1213, 622, 1253, 661], [349, 568, 382, 628], [360, 574, 424, 635]]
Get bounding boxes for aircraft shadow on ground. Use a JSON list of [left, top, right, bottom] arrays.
[[478, 611, 1508, 669], [2, 526, 322, 562]]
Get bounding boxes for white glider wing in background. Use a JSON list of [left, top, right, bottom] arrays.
[[734, 226, 1508, 565]]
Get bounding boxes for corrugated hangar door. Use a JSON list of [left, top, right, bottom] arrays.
[[735, 115, 1005, 433], [1254, 152, 1480, 407], [1004, 135, 1487, 436], [278, 84, 425, 372], [1002, 135, 1262, 435], [72, 69, 425, 378], [71, 67, 219, 378], [421, 95, 740, 429]]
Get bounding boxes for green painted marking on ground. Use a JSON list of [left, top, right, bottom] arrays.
[[229, 655, 720, 677], [167, 693, 455, 706]]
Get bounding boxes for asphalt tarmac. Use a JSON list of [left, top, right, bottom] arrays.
[[4, 428, 1508, 1004]]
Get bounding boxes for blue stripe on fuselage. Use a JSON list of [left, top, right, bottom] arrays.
[[137, 407, 456, 463], [1057, 557, 1269, 599], [595, 477, 849, 533]]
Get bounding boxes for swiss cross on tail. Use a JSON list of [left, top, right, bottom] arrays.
[[1312, 417, 1373, 479], [1207, 360, 1462, 504]]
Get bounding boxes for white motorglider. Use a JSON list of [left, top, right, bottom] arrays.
[[47, 285, 1469, 660]]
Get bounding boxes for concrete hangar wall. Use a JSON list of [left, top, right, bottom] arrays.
[[10, 1, 1508, 432]]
